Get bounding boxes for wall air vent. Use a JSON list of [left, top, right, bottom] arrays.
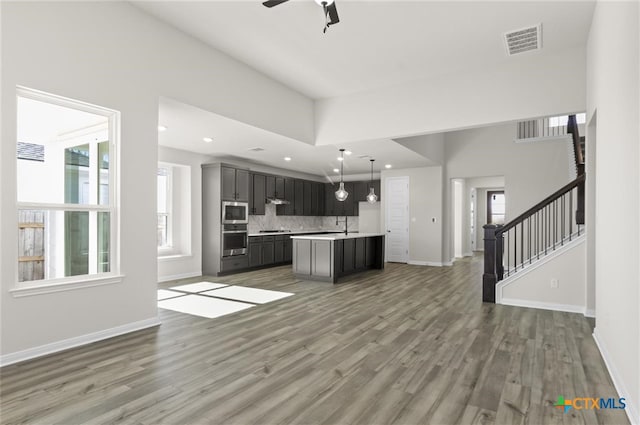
[[504, 24, 542, 56], [247, 147, 265, 152]]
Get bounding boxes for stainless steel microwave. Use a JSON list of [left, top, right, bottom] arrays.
[[222, 201, 249, 224]]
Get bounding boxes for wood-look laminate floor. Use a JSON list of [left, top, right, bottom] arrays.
[[1, 256, 629, 425]]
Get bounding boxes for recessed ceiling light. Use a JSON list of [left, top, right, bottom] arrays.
[[157, 125, 168, 132], [337, 157, 344, 161], [333, 168, 340, 173], [203, 137, 213, 143], [344, 150, 352, 155], [284, 156, 292, 161], [385, 164, 392, 169]]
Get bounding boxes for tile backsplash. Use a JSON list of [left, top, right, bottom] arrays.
[[248, 203, 359, 233]]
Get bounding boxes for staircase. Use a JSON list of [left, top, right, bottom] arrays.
[[482, 115, 586, 302]]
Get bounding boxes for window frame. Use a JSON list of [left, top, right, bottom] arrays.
[[13, 86, 121, 294], [157, 163, 174, 253]]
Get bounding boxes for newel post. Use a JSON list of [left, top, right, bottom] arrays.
[[576, 164, 585, 225], [482, 224, 502, 303]]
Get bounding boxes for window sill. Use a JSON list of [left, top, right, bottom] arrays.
[[158, 254, 193, 262], [10, 274, 124, 298]]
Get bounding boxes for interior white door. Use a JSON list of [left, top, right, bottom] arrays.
[[385, 176, 409, 263]]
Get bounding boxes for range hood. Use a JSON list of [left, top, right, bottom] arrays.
[[266, 197, 290, 205]]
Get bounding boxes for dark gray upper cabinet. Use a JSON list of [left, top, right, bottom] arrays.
[[275, 177, 285, 199], [250, 173, 266, 215], [354, 181, 369, 202], [221, 166, 249, 202], [325, 183, 336, 216], [303, 181, 313, 216], [221, 167, 237, 201], [266, 175, 285, 200], [278, 178, 295, 215], [235, 169, 249, 202], [311, 183, 324, 216], [342, 182, 355, 216], [294, 180, 304, 216], [265, 175, 275, 199]]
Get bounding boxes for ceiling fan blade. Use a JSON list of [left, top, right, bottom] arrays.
[[327, 2, 340, 25], [262, 0, 289, 8]]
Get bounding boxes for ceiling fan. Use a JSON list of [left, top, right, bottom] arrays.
[[262, 0, 340, 33]]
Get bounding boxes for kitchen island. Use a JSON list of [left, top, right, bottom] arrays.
[[291, 233, 385, 283]]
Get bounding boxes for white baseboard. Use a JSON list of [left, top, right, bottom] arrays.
[[593, 330, 639, 425], [408, 260, 447, 267], [584, 308, 595, 318], [500, 297, 585, 314], [158, 271, 201, 283], [0, 317, 161, 367], [463, 252, 473, 257]]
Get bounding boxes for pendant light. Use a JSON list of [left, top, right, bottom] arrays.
[[335, 148, 349, 201], [366, 159, 378, 204]]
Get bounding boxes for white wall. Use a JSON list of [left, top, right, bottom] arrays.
[[157, 147, 210, 282], [587, 2, 640, 423], [380, 167, 443, 265], [0, 1, 314, 360], [358, 202, 381, 233], [394, 133, 444, 165], [315, 48, 586, 146], [499, 238, 586, 312], [443, 123, 572, 263]]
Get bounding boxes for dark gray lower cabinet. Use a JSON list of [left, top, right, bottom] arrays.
[[221, 256, 249, 272], [365, 237, 376, 267], [284, 237, 292, 262], [343, 239, 355, 273], [274, 235, 284, 263], [262, 236, 275, 265], [240, 234, 295, 273], [355, 238, 366, 269], [249, 237, 262, 268], [292, 235, 385, 283]]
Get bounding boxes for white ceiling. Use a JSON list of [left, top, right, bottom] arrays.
[[141, 1, 596, 176], [158, 97, 430, 176], [133, 0, 595, 99]]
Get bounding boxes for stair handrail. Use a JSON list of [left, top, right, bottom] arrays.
[[567, 114, 585, 169], [496, 174, 585, 236]]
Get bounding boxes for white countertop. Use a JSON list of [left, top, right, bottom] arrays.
[[290, 232, 386, 240], [248, 229, 345, 237]]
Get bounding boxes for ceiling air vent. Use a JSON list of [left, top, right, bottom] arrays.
[[247, 147, 265, 152], [504, 24, 542, 56]]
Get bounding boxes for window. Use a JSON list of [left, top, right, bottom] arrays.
[[487, 191, 506, 224], [548, 113, 586, 128], [157, 166, 172, 249], [16, 87, 119, 287], [157, 162, 191, 258]]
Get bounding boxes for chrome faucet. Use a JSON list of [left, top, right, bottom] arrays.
[[336, 215, 348, 235]]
